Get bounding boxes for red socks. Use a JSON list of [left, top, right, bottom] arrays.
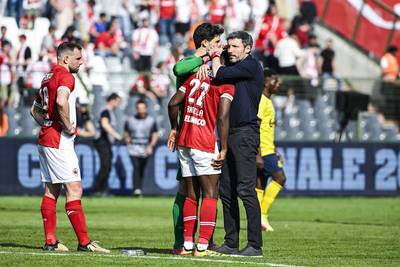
[[65, 200, 90, 246], [183, 197, 218, 247], [183, 197, 198, 243], [199, 198, 217, 245], [41, 196, 57, 245]]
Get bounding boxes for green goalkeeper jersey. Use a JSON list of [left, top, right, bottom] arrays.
[[172, 55, 203, 128]]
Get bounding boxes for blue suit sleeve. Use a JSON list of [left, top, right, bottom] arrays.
[[215, 61, 254, 81]]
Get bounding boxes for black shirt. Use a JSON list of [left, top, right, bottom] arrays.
[[215, 54, 264, 128], [321, 48, 335, 74]]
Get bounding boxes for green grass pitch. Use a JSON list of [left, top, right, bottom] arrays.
[[0, 196, 399, 267]]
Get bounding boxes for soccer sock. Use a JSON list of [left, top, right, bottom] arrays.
[[183, 197, 197, 249], [172, 192, 185, 249], [261, 180, 283, 216], [41, 196, 57, 245], [198, 198, 217, 249], [256, 188, 264, 209], [65, 200, 90, 246]]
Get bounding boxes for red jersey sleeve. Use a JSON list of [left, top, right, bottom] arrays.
[[219, 84, 235, 102], [59, 73, 75, 92]]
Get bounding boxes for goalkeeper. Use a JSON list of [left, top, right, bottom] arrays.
[[170, 22, 223, 254]]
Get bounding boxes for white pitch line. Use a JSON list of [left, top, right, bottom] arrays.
[[0, 251, 306, 267]]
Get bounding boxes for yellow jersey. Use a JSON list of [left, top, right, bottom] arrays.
[[257, 95, 275, 156]]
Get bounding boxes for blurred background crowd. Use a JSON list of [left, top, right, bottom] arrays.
[[0, 0, 399, 142]]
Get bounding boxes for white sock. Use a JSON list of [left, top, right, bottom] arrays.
[[183, 241, 194, 250], [197, 243, 208, 251]]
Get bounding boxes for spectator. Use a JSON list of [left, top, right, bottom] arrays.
[[319, 38, 341, 90], [61, 25, 80, 43], [6, 0, 23, 26], [94, 12, 108, 35], [25, 53, 51, 105], [41, 25, 57, 54], [76, 98, 96, 138], [225, 0, 251, 33], [380, 46, 399, 81], [298, 34, 320, 85], [209, 0, 226, 25], [175, 0, 192, 36], [0, 26, 11, 48], [0, 100, 8, 136], [158, 0, 176, 44], [132, 18, 159, 72], [151, 62, 170, 101], [16, 34, 32, 106], [274, 31, 302, 75], [95, 20, 121, 57], [0, 41, 15, 107], [93, 93, 122, 195], [124, 99, 158, 196], [255, 4, 287, 71], [300, 0, 317, 25], [295, 20, 311, 48]]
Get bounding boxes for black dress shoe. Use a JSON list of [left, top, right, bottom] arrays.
[[215, 243, 239, 255], [235, 245, 263, 257]]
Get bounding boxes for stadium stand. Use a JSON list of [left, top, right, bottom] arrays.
[[0, 0, 399, 142]]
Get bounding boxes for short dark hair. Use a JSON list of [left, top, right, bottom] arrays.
[[56, 42, 82, 58], [264, 68, 277, 78], [136, 99, 147, 107], [227, 31, 253, 49], [107, 93, 120, 102], [193, 23, 224, 49]]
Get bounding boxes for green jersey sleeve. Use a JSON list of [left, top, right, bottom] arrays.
[[173, 55, 203, 88]]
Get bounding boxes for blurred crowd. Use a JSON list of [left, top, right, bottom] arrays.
[[0, 0, 398, 138]]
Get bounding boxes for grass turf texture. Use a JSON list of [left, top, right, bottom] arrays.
[[0, 196, 399, 267]]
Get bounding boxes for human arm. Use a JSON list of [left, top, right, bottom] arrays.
[[173, 55, 203, 77], [77, 120, 96, 138], [100, 115, 122, 141], [124, 121, 132, 144], [146, 123, 158, 156], [167, 90, 185, 151], [212, 55, 255, 81], [30, 102, 47, 127], [56, 87, 75, 135], [212, 97, 232, 169]]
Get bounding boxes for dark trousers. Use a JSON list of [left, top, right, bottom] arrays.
[[93, 138, 112, 192], [130, 156, 148, 191], [219, 126, 262, 249]]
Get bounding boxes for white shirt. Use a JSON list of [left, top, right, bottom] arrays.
[[175, 0, 192, 23], [132, 27, 159, 56], [274, 37, 303, 67]]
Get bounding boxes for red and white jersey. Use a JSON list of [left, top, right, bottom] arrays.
[[34, 65, 76, 149], [177, 73, 235, 153], [159, 0, 175, 19]]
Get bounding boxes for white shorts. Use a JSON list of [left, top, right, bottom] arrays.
[[38, 145, 81, 184], [177, 146, 221, 177]]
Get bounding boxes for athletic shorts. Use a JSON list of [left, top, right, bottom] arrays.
[[177, 146, 221, 177], [262, 153, 283, 178], [38, 145, 81, 184]]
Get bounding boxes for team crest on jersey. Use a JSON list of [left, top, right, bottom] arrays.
[[72, 168, 79, 177]]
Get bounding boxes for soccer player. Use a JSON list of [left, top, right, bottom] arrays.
[[30, 42, 109, 253], [170, 23, 224, 254], [167, 57, 234, 256], [255, 68, 287, 232]]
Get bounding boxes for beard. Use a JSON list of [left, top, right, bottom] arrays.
[[68, 66, 80, 73]]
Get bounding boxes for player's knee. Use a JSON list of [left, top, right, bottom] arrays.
[[202, 190, 218, 199]]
